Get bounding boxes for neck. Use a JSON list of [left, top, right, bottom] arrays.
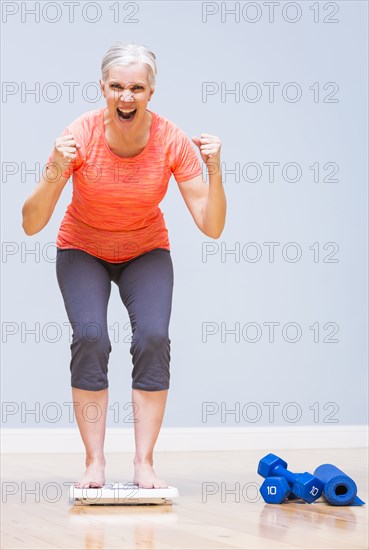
[[105, 108, 151, 144]]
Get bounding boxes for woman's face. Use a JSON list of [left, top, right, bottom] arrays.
[[100, 63, 154, 128]]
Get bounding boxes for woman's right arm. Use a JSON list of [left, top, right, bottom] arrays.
[[21, 134, 81, 236]]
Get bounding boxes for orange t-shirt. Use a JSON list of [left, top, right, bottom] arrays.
[[46, 108, 202, 262]]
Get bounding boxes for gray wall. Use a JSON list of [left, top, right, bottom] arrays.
[[1, 1, 367, 429]]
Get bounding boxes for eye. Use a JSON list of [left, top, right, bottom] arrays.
[[110, 84, 144, 90]]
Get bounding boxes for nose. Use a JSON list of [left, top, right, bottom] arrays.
[[119, 91, 134, 102]]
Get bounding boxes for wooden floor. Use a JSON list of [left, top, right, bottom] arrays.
[[1, 448, 368, 549]]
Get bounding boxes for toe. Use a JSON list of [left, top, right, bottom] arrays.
[[154, 479, 167, 489], [90, 481, 103, 488]]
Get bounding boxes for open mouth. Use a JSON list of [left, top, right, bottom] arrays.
[[117, 107, 137, 121]]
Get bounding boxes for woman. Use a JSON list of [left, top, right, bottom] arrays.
[[22, 41, 226, 489]]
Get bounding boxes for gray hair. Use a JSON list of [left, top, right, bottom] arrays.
[[101, 41, 157, 88]]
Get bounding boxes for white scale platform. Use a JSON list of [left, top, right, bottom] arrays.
[[70, 482, 179, 505]]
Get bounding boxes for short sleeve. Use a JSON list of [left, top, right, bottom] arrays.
[[45, 117, 86, 179], [170, 127, 202, 183]]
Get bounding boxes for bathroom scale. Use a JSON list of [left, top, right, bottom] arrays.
[[70, 482, 179, 505]]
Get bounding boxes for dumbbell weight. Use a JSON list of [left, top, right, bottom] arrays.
[[260, 475, 303, 503], [260, 476, 291, 504], [287, 473, 307, 500], [258, 453, 323, 504]]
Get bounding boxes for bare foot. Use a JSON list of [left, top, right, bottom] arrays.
[[74, 458, 106, 488], [133, 461, 168, 489]]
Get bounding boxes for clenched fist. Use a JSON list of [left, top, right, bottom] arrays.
[[192, 133, 222, 166], [51, 134, 81, 166]]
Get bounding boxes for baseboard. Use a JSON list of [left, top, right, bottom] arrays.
[[1, 425, 367, 454]]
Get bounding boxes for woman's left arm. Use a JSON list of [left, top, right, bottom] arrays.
[[176, 133, 226, 239]]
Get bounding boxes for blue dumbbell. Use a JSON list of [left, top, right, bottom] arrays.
[[287, 473, 306, 500], [264, 472, 308, 501], [260, 476, 291, 504], [258, 453, 323, 503]]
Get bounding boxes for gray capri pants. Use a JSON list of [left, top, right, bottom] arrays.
[[56, 247, 174, 391]]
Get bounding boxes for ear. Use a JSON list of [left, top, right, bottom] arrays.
[[99, 79, 105, 97], [149, 87, 155, 100]]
